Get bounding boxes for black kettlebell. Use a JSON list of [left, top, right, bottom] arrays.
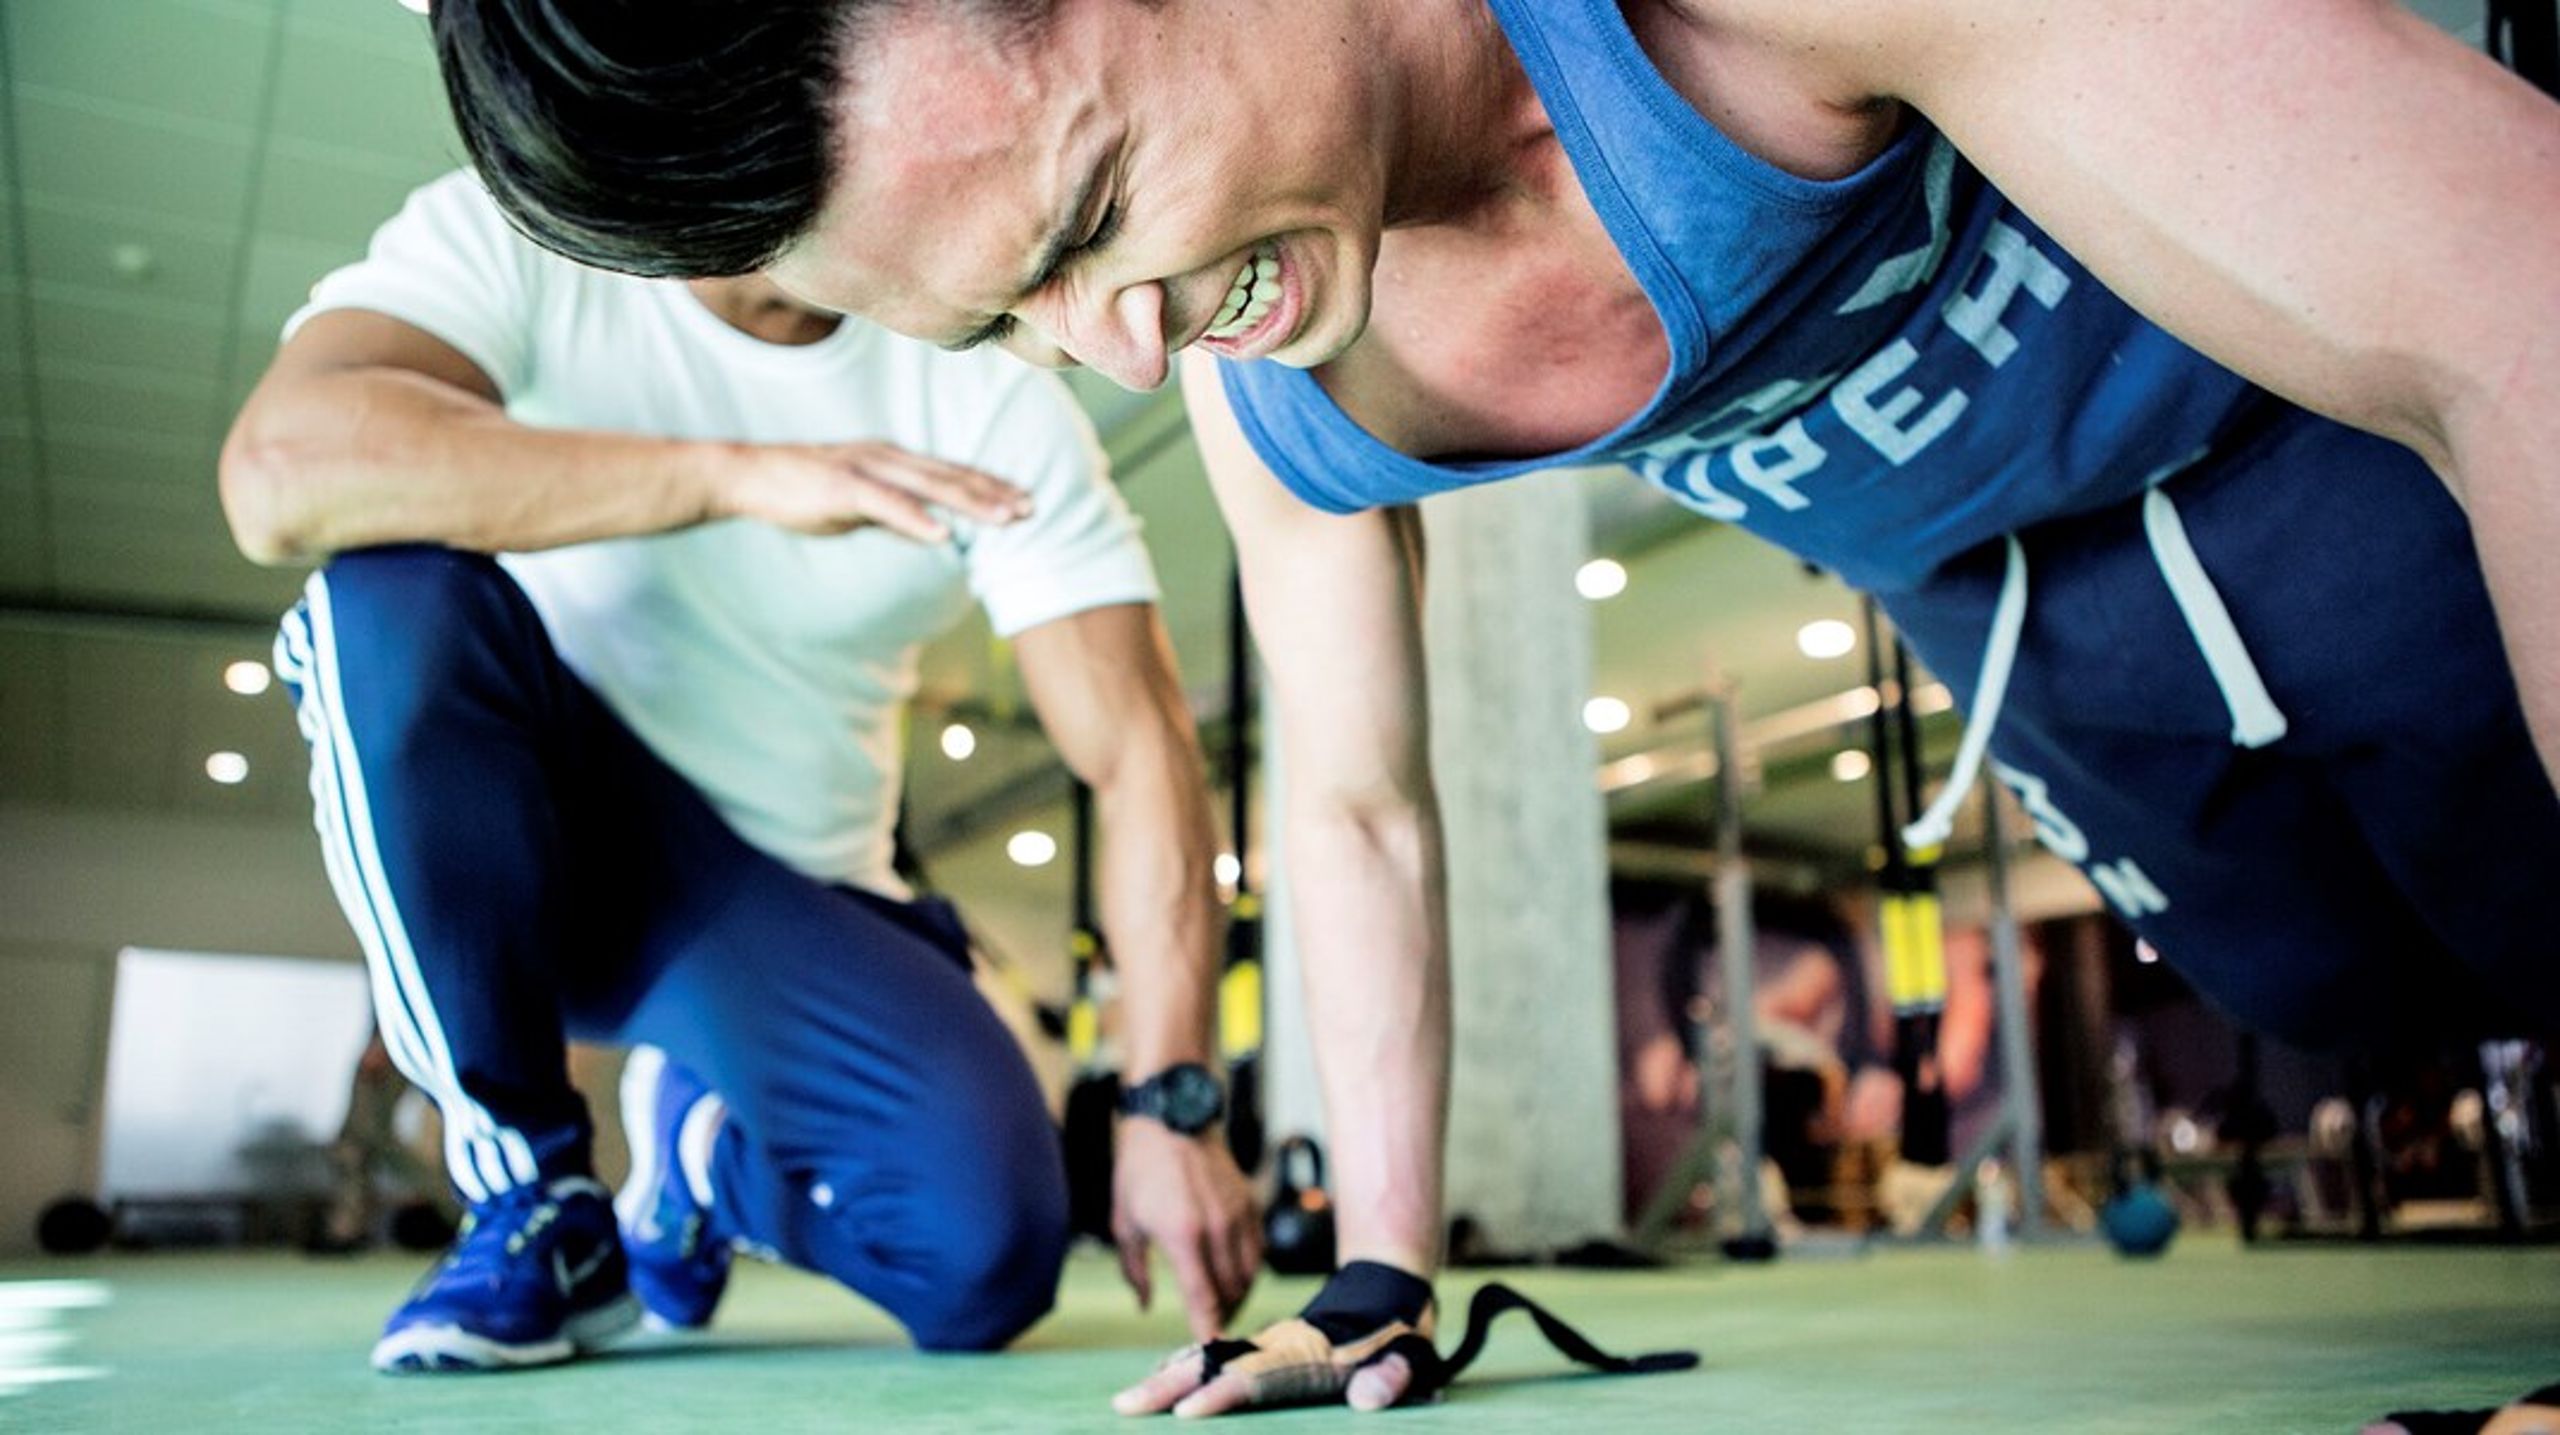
[[1264, 1135, 1337, 1276]]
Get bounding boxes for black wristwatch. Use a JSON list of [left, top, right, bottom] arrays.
[[1118, 1062, 1226, 1135]]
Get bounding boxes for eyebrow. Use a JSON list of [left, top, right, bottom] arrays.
[[941, 164, 1106, 352]]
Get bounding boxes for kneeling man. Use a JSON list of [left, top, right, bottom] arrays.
[[221, 172, 1257, 1372]]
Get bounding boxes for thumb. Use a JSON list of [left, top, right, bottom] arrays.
[[1348, 1353, 1416, 1412]]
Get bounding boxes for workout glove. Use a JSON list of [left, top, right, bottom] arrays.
[[1145, 1259, 1696, 1413]]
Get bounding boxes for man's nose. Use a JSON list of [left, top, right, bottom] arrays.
[[1044, 283, 1172, 392]]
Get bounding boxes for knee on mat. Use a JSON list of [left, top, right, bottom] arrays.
[[898, 1189, 1070, 1353]]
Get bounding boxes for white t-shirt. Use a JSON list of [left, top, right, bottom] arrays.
[[291, 172, 1159, 894]]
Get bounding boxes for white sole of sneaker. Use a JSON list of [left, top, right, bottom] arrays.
[[370, 1294, 643, 1374], [615, 1046, 668, 1239]]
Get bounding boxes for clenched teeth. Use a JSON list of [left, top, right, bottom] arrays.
[[1206, 245, 1281, 340]]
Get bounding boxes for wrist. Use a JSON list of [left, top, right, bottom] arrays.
[[1116, 1113, 1209, 1150], [1339, 1238, 1441, 1283], [688, 439, 757, 525], [1301, 1260, 1435, 1341], [1117, 1060, 1225, 1135], [1122, 1049, 1216, 1086]]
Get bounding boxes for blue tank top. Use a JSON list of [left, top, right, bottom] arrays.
[[1218, 0, 2269, 594]]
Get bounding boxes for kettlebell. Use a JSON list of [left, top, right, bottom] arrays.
[[2100, 1182, 2181, 1258], [2099, 1148, 2181, 1258], [1264, 1134, 1337, 1276]]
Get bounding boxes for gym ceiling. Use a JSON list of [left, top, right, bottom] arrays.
[[0, 0, 2488, 898]]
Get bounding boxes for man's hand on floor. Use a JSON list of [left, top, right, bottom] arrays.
[[1112, 1261, 1436, 1418], [1110, 1119, 1260, 1342], [1111, 1322, 1421, 1418]]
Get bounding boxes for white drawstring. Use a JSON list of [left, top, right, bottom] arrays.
[[1900, 458, 2288, 851], [2141, 486, 2289, 748], [1903, 534, 2028, 852]]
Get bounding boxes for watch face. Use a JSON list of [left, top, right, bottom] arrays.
[[1157, 1065, 1225, 1132]]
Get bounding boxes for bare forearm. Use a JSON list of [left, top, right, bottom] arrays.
[[221, 367, 726, 564], [1288, 793, 1448, 1279], [1096, 730, 1225, 1079]]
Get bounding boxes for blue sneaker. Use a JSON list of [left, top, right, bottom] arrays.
[[614, 1046, 733, 1330], [371, 1176, 638, 1373]]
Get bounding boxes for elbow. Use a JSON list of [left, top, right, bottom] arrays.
[[217, 422, 313, 567], [1066, 677, 1209, 803], [1289, 763, 1434, 836], [2423, 326, 2553, 499], [1284, 774, 1441, 897], [1284, 720, 1435, 830]]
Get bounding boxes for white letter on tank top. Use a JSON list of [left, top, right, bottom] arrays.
[[1836, 138, 1959, 315], [1636, 450, 1750, 522], [1685, 376, 1831, 449], [1942, 221, 2073, 369], [1727, 418, 1825, 511], [1630, 375, 1830, 521], [2090, 858, 2172, 918], [1990, 761, 2091, 864], [1831, 339, 1969, 466]]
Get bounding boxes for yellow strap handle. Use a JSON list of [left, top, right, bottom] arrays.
[[1882, 890, 1949, 1011]]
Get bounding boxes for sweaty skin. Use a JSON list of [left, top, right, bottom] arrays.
[[753, 0, 2560, 1417]]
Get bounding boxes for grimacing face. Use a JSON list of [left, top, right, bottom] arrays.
[[765, 1, 1396, 391]]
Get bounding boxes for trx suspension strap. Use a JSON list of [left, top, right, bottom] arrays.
[[1218, 564, 1267, 1172], [1864, 598, 1950, 1168]]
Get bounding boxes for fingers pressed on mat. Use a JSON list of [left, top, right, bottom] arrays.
[[1112, 1347, 1209, 1416], [1172, 1371, 1266, 1419]]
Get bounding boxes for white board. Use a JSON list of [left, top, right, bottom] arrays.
[[99, 950, 371, 1198]]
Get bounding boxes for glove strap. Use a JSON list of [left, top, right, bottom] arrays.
[[1386, 1280, 1699, 1400], [1436, 1282, 1701, 1383]]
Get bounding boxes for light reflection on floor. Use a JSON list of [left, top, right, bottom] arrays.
[[0, 1280, 111, 1398]]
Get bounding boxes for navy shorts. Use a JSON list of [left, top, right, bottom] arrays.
[[1886, 411, 2560, 1048]]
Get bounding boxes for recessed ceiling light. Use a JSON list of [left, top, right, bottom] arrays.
[[1830, 749, 1873, 783], [205, 751, 249, 785], [1006, 830, 1057, 868], [939, 723, 976, 761], [1575, 558, 1628, 601], [1607, 753, 1659, 787], [224, 660, 272, 697], [1797, 618, 1857, 660], [1582, 696, 1631, 735]]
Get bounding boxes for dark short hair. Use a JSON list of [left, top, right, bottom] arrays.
[[434, 0, 1046, 280]]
